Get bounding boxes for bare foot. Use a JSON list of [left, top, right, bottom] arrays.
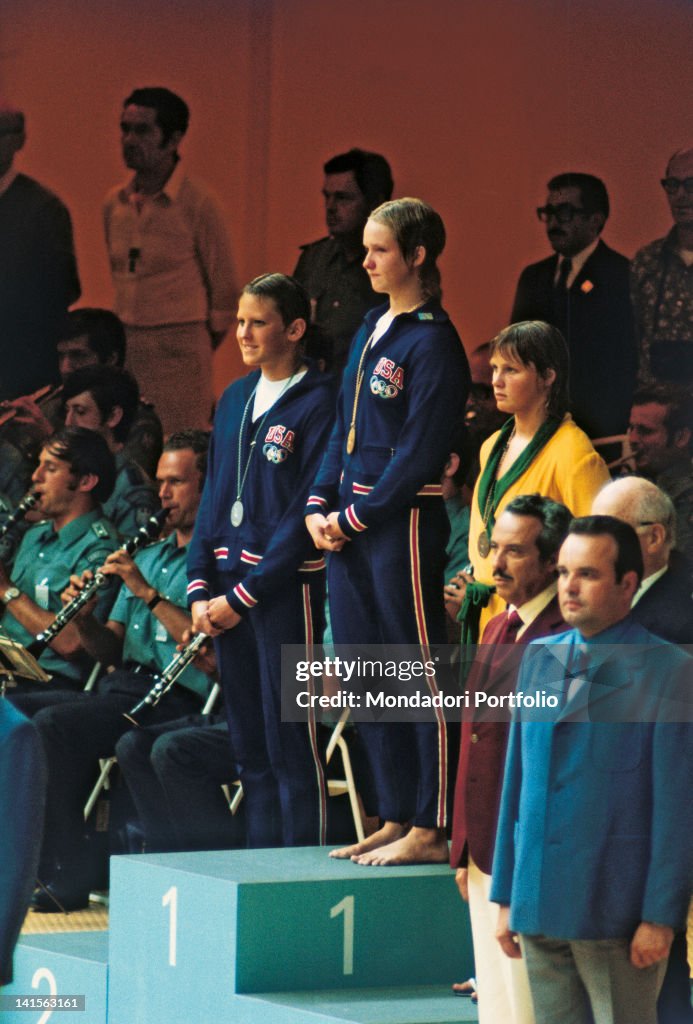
[[452, 977, 477, 1000], [328, 821, 407, 860], [354, 826, 449, 866]]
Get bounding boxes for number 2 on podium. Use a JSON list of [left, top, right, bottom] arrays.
[[330, 895, 354, 975]]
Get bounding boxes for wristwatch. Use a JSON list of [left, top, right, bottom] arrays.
[[1, 586, 21, 606]]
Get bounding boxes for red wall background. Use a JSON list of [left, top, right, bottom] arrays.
[[1, 0, 690, 393]]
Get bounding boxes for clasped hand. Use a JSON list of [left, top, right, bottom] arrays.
[[305, 512, 348, 551]]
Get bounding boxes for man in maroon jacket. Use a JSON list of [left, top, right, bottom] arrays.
[[450, 493, 572, 1023]]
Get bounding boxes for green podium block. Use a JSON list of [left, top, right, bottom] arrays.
[[108, 847, 473, 1024], [236, 985, 479, 1023]]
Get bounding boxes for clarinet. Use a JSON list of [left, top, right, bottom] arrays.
[[0, 491, 39, 541], [123, 632, 209, 727], [27, 508, 168, 658], [0, 383, 63, 430]]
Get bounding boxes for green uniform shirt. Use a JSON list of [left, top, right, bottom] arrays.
[[2, 508, 120, 683], [102, 451, 160, 539], [445, 491, 471, 579], [109, 532, 209, 699]]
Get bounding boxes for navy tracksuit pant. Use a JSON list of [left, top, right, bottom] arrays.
[[215, 571, 327, 848], [328, 501, 449, 829]]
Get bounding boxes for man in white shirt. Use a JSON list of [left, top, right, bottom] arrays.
[[104, 87, 236, 432]]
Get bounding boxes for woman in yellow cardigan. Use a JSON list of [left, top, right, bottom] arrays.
[[461, 320, 609, 635]]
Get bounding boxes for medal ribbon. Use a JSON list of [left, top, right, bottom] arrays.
[[476, 415, 563, 538], [233, 372, 297, 525]]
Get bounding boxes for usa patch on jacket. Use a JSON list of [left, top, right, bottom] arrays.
[[370, 356, 404, 398]]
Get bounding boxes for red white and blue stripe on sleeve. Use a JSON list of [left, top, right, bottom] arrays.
[[338, 503, 368, 536], [228, 580, 259, 613], [186, 578, 210, 602], [305, 493, 329, 514]]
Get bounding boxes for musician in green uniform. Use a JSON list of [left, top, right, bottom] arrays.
[[0, 427, 119, 690]]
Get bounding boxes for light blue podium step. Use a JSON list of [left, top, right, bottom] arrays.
[[235, 985, 479, 1023], [1, 932, 108, 1024], [108, 846, 473, 1024]]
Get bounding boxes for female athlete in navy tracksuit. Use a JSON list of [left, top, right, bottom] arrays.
[[306, 198, 470, 865], [188, 274, 335, 848]]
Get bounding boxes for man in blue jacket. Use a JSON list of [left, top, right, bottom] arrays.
[[491, 515, 692, 1024]]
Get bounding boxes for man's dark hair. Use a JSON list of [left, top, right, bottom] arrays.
[[324, 148, 393, 209], [59, 309, 126, 367], [45, 427, 116, 505], [505, 494, 573, 562], [163, 429, 210, 483], [568, 515, 644, 586], [547, 172, 610, 221], [123, 87, 189, 144], [63, 366, 140, 444], [632, 383, 693, 449]]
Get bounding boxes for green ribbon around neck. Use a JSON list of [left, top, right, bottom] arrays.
[[475, 415, 563, 539], [458, 580, 496, 649]]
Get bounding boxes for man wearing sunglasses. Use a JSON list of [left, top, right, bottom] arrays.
[[631, 147, 693, 386], [511, 172, 637, 444]]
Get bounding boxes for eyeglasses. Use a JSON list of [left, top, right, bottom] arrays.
[[660, 177, 693, 196], [536, 204, 588, 224]]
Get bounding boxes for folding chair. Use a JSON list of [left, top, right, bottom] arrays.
[[84, 680, 222, 820], [220, 709, 365, 841], [591, 433, 633, 472], [325, 708, 365, 842]]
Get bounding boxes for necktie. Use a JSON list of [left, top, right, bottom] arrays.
[[555, 256, 573, 290], [566, 643, 590, 704], [495, 608, 523, 645], [488, 609, 524, 672], [472, 609, 524, 717]]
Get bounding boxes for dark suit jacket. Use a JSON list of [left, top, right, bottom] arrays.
[[0, 174, 80, 400], [630, 553, 693, 645], [449, 594, 565, 873], [511, 239, 637, 438]]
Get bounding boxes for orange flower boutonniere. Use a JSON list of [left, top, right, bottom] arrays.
[[581, 280, 594, 294]]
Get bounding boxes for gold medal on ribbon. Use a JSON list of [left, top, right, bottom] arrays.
[[477, 529, 490, 558], [346, 426, 356, 455]]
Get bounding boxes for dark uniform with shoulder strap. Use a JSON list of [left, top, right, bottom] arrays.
[[294, 237, 380, 377]]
